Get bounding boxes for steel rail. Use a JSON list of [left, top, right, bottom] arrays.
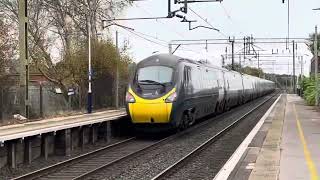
[[12, 137, 136, 180], [151, 93, 277, 180]]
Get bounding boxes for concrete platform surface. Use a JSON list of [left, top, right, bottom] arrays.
[[226, 94, 320, 180], [279, 95, 320, 180], [0, 109, 126, 143]]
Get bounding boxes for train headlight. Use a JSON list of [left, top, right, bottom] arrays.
[[126, 92, 136, 103], [165, 92, 177, 103]]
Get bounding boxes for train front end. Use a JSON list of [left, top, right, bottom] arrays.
[[125, 55, 179, 128]]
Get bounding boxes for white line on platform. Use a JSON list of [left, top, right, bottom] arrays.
[[213, 94, 282, 180]]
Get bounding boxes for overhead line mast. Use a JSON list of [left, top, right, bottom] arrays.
[[18, 0, 29, 119]]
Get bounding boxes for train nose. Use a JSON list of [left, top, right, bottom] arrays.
[[126, 88, 176, 124], [129, 102, 171, 123]]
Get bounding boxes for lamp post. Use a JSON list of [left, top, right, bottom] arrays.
[[313, 8, 319, 105], [87, 5, 92, 114], [282, 0, 290, 49]]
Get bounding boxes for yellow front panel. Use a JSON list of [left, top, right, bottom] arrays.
[[130, 103, 169, 123], [128, 88, 175, 123]]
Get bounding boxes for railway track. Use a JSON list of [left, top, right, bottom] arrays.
[[12, 137, 147, 180], [13, 108, 231, 180], [151, 93, 279, 180], [13, 93, 278, 180]]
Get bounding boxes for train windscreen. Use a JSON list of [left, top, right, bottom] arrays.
[[137, 66, 173, 84]]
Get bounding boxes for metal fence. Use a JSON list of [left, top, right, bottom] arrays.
[[0, 78, 127, 122], [0, 84, 69, 120]]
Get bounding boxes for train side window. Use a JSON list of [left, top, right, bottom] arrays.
[[184, 67, 187, 82], [184, 66, 191, 85]]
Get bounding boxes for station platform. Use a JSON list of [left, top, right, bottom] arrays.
[[0, 109, 126, 143], [0, 109, 127, 169], [216, 94, 320, 180]]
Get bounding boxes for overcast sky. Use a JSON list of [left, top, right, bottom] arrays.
[[109, 0, 320, 75]]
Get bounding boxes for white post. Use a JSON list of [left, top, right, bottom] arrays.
[[87, 13, 92, 113], [315, 26, 319, 106]]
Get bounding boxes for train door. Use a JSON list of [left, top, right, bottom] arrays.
[[183, 66, 192, 96], [217, 70, 225, 103], [222, 71, 228, 109]]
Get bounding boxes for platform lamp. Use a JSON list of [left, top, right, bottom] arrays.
[[87, 5, 93, 114]]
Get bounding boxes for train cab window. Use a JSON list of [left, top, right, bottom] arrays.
[[137, 66, 173, 84]]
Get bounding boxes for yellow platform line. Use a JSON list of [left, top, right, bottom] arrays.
[[293, 104, 319, 180]]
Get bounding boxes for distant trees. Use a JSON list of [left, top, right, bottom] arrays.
[[224, 63, 264, 77], [304, 32, 320, 106], [0, 0, 133, 107], [241, 66, 264, 77], [307, 33, 320, 55]]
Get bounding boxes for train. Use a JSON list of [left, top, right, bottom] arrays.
[[125, 54, 275, 130]]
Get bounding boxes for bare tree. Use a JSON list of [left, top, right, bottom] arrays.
[[0, 0, 131, 99], [0, 14, 17, 83]]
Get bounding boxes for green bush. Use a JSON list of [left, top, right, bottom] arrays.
[[302, 75, 320, 105]]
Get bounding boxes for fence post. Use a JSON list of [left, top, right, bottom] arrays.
[[40, 83, 43, 118], [0, 88, 2, 121]]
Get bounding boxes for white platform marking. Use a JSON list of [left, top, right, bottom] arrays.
[[213, 94, 282, 180]]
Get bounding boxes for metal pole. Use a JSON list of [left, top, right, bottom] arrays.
[[300, 56, 304, 96], [285, 0, 290, 50], [231, 37, 235, 71], [286, 61, 290, 93], [292, 40, 296, 94], [168, 0, 172, 17], [315, 26, 319, 106], [206, 40, 208, 63], [39, 83, 43, 118], [287, 0, 290, 42], [258, 52, 260, 69], [285, 75, 288, 92], [224, 46, 227, 66], [0, 88, 3, 121], [239, 55, 241, 72], [18, 0, 29, 118], [115, 31, 119, 109], [87, 14, 92, 113], [300, 56, 303, 77], [243, 37, 246, 61]]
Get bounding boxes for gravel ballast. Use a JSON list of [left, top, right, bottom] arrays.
[[162, 94, 279, 180]]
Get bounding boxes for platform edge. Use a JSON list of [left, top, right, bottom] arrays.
[[213, 94, 282, 180]]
